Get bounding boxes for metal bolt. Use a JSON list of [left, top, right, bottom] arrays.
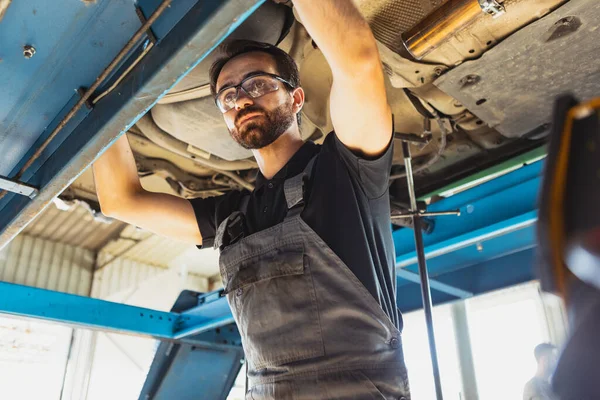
[[559, 17, 573, 26], [23, 45, 36, 59], [434, 67, 444, 76], [476, 243, 484, 252], [459, 74, 481, 88]]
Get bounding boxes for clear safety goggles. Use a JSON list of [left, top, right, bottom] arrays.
[[215, 73, 294, 113]]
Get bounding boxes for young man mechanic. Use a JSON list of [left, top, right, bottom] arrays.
[[94, 0, 409, 398]]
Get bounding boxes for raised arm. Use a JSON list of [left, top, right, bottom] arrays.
[[93, 134, 202, 245], [291, 0, 392, 156]]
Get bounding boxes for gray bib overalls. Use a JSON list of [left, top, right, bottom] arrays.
[[216, 156, 410, 399]]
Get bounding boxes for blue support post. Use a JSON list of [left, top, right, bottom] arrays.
[[170, 290, 237, 340]]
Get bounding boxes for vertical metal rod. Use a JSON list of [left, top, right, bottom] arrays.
[[402, 141, 444, 400], [245, 359, 249, 395]]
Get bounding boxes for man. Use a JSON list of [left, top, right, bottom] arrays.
[[94, 1, 409, 398], [523, 343, 558, 400]]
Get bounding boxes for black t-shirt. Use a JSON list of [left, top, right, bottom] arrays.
[[190, 133, 401, 329]]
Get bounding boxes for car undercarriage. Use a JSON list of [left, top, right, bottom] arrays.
[[25, 0, 600, 217]]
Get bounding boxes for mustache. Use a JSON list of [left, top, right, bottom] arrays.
[[235, 106, 267, 126]]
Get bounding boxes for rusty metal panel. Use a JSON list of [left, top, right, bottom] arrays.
[[0, 235, 94, 295]]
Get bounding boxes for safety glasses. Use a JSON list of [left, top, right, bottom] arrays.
[[215, 73, 294, 113]]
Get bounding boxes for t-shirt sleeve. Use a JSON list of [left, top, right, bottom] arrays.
[[188, 191, 242, 249], [329, 131, 394, 199]]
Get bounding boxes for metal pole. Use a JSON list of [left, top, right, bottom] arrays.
[[402, 141, 444, 400]]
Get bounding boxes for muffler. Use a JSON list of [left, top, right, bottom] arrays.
[[401, 0, 505, 60]]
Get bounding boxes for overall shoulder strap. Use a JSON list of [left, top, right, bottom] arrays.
[[283, 155, 318, 218], [239, 192, 251, 214], [214, 192, 251, 250]]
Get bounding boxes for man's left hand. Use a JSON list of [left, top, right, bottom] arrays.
[[287, 0, 392, 157]]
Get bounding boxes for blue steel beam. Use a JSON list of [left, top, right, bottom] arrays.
[[0, 281, 236, 340], [396, 269, 473, 299], [394, 160, 543, 309], [396, 248, 535, 312], [0, 282, 179, 338], [175, 291, 236, 339], [0, 0, 266, 250]]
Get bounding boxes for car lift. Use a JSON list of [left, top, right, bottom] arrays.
[[0, 1, 545, 399]]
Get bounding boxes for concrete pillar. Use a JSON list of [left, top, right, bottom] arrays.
[[451, 301, 479, 400]]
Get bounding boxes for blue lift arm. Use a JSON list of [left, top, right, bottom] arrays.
[[0, 0, 266, 250], [0, 281, 233, 340]]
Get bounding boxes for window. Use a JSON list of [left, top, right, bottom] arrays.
[[403, 304, 463, 400], [467, 283, 553, 400], [0, 315, 72, 400]]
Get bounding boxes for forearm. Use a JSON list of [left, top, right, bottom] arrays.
[[93, 134, 143, 214], [292, 0, 380, 77], [93, 134, 202, 245], [290, 0, 390, 155]]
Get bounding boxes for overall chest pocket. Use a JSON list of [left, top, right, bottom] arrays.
[[222, 242, 324, 370]]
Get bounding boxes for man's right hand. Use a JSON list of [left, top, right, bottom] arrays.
[[92, 134, 203, 246]]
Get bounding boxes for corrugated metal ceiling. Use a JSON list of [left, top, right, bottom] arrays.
[[98, 225, 195, 270], [0, 234, 94, 296], [22, 200, 198, 272], [23, 201, 126, 252]]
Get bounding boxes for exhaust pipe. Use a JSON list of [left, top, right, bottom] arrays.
[[401, 0, 487, 60]]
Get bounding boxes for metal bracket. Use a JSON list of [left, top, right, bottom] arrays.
[[394, 132, 432, 144], [478, 0, 506, 17], [0, 176, 38, 199], [77, 87, 94, 110], [392, 210, 461, 218], [135, 6, 158, 44], [396, 269, 473, 299]]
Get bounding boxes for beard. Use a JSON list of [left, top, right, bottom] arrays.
[[230, 103, 295, 150]]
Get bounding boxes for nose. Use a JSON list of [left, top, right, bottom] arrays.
[[234, 89, 254, 111]]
